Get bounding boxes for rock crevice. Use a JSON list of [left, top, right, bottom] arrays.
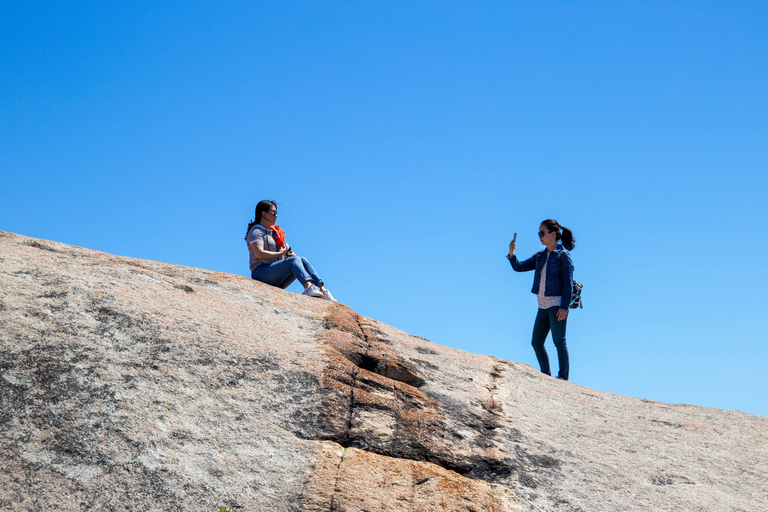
[[315, 305, 528, 486]]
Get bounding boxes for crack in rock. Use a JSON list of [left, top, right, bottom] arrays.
[[315, 305, 523, 485]]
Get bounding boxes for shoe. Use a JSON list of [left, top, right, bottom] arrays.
[[321, 288, 336, 301], [556, 376, 567, 381], [302, 284, 323, 298]]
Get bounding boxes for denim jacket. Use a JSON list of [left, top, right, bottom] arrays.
[[508, 244, 574, 310]]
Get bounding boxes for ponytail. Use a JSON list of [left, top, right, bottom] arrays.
[[560, 226, 575, 251], [541, 219, 576, 251]]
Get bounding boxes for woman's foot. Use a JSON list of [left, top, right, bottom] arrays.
[[302, 283, 323, 298], [321, 288, 336, 301]]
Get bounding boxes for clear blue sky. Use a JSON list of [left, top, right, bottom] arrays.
[[2, 1, 766, 417]]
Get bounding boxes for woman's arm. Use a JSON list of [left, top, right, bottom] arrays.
[[251, 240, 289, 260], [508, 243, 538, 272]]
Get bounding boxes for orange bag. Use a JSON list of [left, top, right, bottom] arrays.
[[269, 225, 287, 248]]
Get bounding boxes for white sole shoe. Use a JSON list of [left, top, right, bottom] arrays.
[[302, 284, 323, 298]]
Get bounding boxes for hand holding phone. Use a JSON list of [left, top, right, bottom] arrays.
[[509, 232, 517, 256]]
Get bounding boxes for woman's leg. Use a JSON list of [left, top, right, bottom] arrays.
[[286, 256, 314, 286], [548, 306, 569, 380], [277, 273, 297, 289], [297, 256, 323, 287], [251, 260, 295, 287], [531, 308, 551, 376], [252, 257, 312, 289]]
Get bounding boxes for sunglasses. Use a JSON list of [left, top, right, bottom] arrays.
[[268, 210, 278, 216], [538, 230, 550, 237]]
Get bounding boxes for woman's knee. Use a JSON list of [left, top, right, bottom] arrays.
[[288, 256, 308, 272]]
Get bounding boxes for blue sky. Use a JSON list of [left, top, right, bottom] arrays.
[[2, 1, 766, 417]]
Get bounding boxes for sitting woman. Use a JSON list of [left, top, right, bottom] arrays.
[[245, 200, 335, 300]]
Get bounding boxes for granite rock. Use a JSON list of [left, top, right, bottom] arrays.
[[1, 231, 766, 511]]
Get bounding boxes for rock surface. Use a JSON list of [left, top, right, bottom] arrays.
[[1, 230, 766, 512]]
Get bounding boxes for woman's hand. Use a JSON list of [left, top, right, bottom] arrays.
[[251, 240, 287, 260], [557, 309, 568, 321], [508, 240, 516, 256]]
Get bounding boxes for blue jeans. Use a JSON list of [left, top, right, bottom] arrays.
[[251, 256, 322, 290], [531, 306, 569, 380]]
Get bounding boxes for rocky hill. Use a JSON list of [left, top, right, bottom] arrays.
[[1, 231, 766, 511]]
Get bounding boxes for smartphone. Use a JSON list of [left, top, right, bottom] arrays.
[[512, 232, 517, 243]]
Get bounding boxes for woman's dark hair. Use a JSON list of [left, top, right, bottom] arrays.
[[541, 219, 576, 251], [245, 200, 276, 239]]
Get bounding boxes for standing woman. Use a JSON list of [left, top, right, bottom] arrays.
[[246, 200, 335, 300], [507, 219, 575, 380]]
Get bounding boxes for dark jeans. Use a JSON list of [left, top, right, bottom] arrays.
[[531, 306, 569, 380]]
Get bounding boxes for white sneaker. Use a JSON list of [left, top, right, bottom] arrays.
[[321, 288, 336, 301], [302, 283, 323, 298]]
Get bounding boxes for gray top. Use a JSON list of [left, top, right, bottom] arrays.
[[246, 224, 280, 270]]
